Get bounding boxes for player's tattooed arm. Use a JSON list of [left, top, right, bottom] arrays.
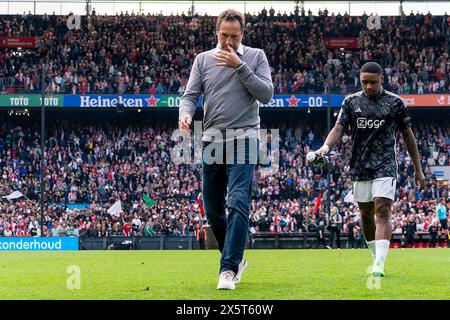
[[319, 123, 345, 155], [401, 128, 425, 188]]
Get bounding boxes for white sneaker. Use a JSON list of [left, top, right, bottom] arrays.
[[326, 245, 332, 249], [234, 258, 248, 284], [217, 271, 236, 290]]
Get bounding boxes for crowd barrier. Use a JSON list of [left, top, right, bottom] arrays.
[[0, 232, 445, 251], [77, 231, 448, 250]]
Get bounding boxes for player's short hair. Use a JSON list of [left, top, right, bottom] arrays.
[[360, 62, 383, 75], [216, 9, 245, 33]]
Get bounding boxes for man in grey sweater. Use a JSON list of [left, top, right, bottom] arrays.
[[179, 9, 273, 290]]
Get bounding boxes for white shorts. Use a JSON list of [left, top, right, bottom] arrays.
[[353, 177, 396, 202]]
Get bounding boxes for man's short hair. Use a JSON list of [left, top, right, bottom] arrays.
[[360, 62, 383, 75], [216, 9, 245, 33]]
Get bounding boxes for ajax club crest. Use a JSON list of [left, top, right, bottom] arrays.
[[380, 102, 390, 115]]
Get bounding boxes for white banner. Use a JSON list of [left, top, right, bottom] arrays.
[[2, 191, 24, 200], [107, 201, 123, 217]]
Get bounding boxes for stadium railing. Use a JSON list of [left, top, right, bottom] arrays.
[[77, 232, 446, 250]]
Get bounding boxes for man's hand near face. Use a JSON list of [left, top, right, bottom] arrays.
[[214, 45, 243, 69]]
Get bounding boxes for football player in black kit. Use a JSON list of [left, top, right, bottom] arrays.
[[314, 62, 425, 277]]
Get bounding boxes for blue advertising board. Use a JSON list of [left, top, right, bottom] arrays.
[[0, 237, 79, 251], [329, 95, 345, 107], [62, 94, 343, 108], [259, 95, 330, 108], [2, 94, 450, 108]]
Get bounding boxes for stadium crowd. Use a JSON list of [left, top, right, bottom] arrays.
[[0, 9, 449, 94], [0, 8, 449, 245], [0, 115, 448, 245]]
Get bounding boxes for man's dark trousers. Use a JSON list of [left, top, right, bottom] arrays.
[[329, 227, 341, 248], [202, 138, 258, 274]]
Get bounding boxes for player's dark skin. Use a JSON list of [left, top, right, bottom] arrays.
[[320, 72, 425, 241]]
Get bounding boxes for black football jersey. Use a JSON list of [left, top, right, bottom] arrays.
[[336, 89, 411, 181]]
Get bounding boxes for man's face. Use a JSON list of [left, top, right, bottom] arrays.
[[217, 20, 243, 52], [360, 72, 383, 99]]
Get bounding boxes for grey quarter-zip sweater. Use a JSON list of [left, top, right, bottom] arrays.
[[179, 44, 274, 142]]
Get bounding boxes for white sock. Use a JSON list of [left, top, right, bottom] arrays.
[[366, 240, 376, 261], [375, 240, 390, 265]]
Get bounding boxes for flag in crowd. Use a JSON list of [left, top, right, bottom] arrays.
[[107, 200, 123, 217], [143, 194, 156, 207], [196, 192, 205, 215], [312, 192, 322, 215], [344, 190, 354, 203], [2, 191, 25, 200]]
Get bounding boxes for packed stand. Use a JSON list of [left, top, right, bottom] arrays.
[[0, 9, 449, 94], [0, 115, 448, 240]]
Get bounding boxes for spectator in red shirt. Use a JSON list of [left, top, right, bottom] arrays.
[[122, 217, 131, 237], [148, 85, 156, 94]]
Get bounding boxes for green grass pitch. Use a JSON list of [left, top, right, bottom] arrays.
[[0, 249, 448, 300]]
